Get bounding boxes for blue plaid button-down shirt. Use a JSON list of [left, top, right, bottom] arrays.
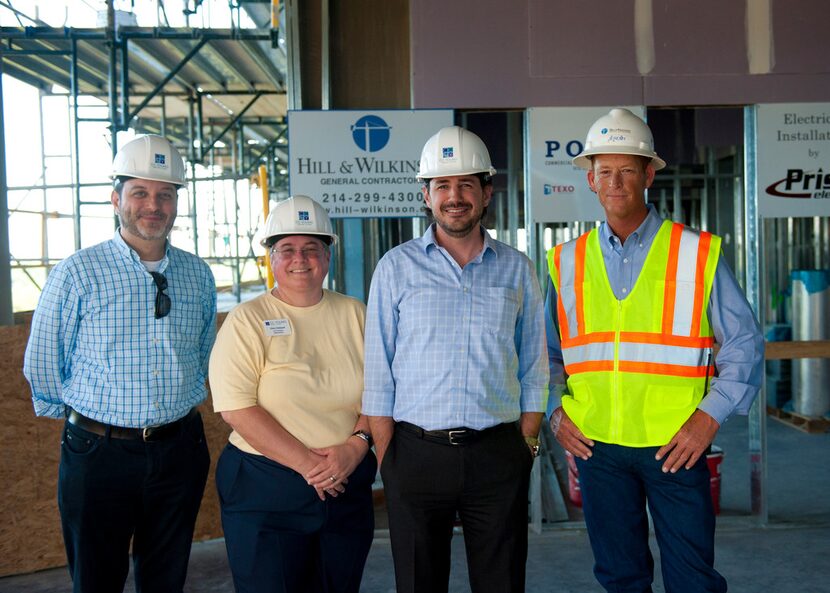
[[24, 231, 217, 427], [362, 224, 549, 430]]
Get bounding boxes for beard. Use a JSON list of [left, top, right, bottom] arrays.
[[118, 211, 175, 242], [432, 203, 484, 238]]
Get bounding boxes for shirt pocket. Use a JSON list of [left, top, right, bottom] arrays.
[[169, 297, 205, 344], [473, 287, 520, 340]]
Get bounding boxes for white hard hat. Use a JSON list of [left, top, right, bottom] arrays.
[[261, 195, 338, 247], [417, 125, 497, 181], [572, 108, 666, 171], [111, 135, 187, 185]]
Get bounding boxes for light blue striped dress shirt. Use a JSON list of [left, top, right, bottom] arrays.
[[545, 205, 765, 425], [24, 230, 217, 427], [362, 224, 549, 431]]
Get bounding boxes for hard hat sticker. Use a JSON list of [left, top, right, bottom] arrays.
[[152, 153, 168, 169], [296, 210, 312, 225], [442, 147, 455, 159]]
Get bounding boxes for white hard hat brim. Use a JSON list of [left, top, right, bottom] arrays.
[[111, 173, 184, 187], [573, 148, 666, 171], [260, 231, 339, 248], [416, 166, 497, 182]]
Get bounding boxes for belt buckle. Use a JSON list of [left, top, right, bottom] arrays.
[[142, 426, 156, 442], [448, 429, 467, 445]]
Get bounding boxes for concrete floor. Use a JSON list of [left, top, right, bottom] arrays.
[[3, 413, 828, 592]]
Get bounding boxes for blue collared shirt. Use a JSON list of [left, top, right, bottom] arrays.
[[24, 230, 217, 427], [362, 224, 549, 430], [545, 205, 765, 425]]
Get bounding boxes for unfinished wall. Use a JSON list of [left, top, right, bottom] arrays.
[[0, 313, 232, 577], [410, 0, 830, 108]]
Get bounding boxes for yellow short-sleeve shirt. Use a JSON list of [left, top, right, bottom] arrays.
[[210, 289, 366, 454]]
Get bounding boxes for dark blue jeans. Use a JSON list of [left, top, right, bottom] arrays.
[[575, 442, 727, 593], [58, 412, 210, 593], [216, 443, 376, 593]]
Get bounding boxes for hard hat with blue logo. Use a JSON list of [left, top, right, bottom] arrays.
[[261, 195, 338, 247], [572, 108, 666, 171], [111, 134, 187, 186], [417, 125, 497, 181]]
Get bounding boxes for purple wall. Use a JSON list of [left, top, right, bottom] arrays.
[[410, 0, 830, 108]]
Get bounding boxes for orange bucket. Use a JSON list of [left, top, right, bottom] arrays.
[[565, 450, 582, 507], [706, 445, 724, 515]]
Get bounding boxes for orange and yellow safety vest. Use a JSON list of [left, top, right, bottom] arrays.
[[548, 220, 721, 446]]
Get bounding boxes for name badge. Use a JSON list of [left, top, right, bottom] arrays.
[[263, 319, 292, 336]]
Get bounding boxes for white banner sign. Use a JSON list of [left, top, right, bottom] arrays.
[[757, 103, 830, 218], [527, 106, 645, 223], [288, 109, 453, 218]]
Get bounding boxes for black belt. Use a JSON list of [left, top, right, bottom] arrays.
[[396, 421, 514, 446], [67, 408, 197, 442]]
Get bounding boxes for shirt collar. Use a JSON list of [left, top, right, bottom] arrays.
[[112, 229, 171, 269], [420, 223, 498, 259], [600, 203, 662, 248]]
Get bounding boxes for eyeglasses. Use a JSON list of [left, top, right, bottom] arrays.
[[150, 272, 171, 319], [270, 246, 325, 260]]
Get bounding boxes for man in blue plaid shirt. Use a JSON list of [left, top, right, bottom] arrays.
[[24, 135, 216, 593], [363, 126, 549, 593]]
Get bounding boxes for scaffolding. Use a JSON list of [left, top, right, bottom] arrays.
[[0, 3, 289, 318]]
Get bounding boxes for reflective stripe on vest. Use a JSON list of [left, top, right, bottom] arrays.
[[548, 220, 721, 446]]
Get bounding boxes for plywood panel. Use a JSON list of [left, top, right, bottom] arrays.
[[0, 322, 65, 575], [331, 0, 410, 108], [0, 315, 231, 577]]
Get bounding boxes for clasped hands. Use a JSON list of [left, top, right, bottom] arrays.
[[304, 437, 367, 501]]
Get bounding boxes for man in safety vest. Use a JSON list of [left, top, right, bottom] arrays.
[[545, 108, 764, 593]]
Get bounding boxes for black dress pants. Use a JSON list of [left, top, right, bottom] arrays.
[[381, 423, 534, 593], [57, 411, 210, 593]]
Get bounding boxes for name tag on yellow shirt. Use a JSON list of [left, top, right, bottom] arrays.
[[263, 319, 292, 336]]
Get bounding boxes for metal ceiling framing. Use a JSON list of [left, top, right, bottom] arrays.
[[0, 25, 289, 176], [0, 16, 291, 321]]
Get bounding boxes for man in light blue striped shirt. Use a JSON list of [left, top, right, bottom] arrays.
[[23, 135, 216, 593], [363, 126, 549, 593]]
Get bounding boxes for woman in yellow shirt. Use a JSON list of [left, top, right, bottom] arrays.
[[210, 195, 375, 593]]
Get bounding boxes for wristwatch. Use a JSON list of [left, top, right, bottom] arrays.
[[351, 430, 373, 448], [524, 435, 541, 458]]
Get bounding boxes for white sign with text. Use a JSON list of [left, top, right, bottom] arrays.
[[757, 103, 830, 218], [288, 109, 453, 218], [527, 106, 645, 223]]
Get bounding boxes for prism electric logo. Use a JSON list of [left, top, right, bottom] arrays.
[[765, 168, 830, 199], [351, 115, 392, 152]]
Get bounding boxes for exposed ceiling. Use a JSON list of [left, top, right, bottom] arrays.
[[0, 19, 289, 177]]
